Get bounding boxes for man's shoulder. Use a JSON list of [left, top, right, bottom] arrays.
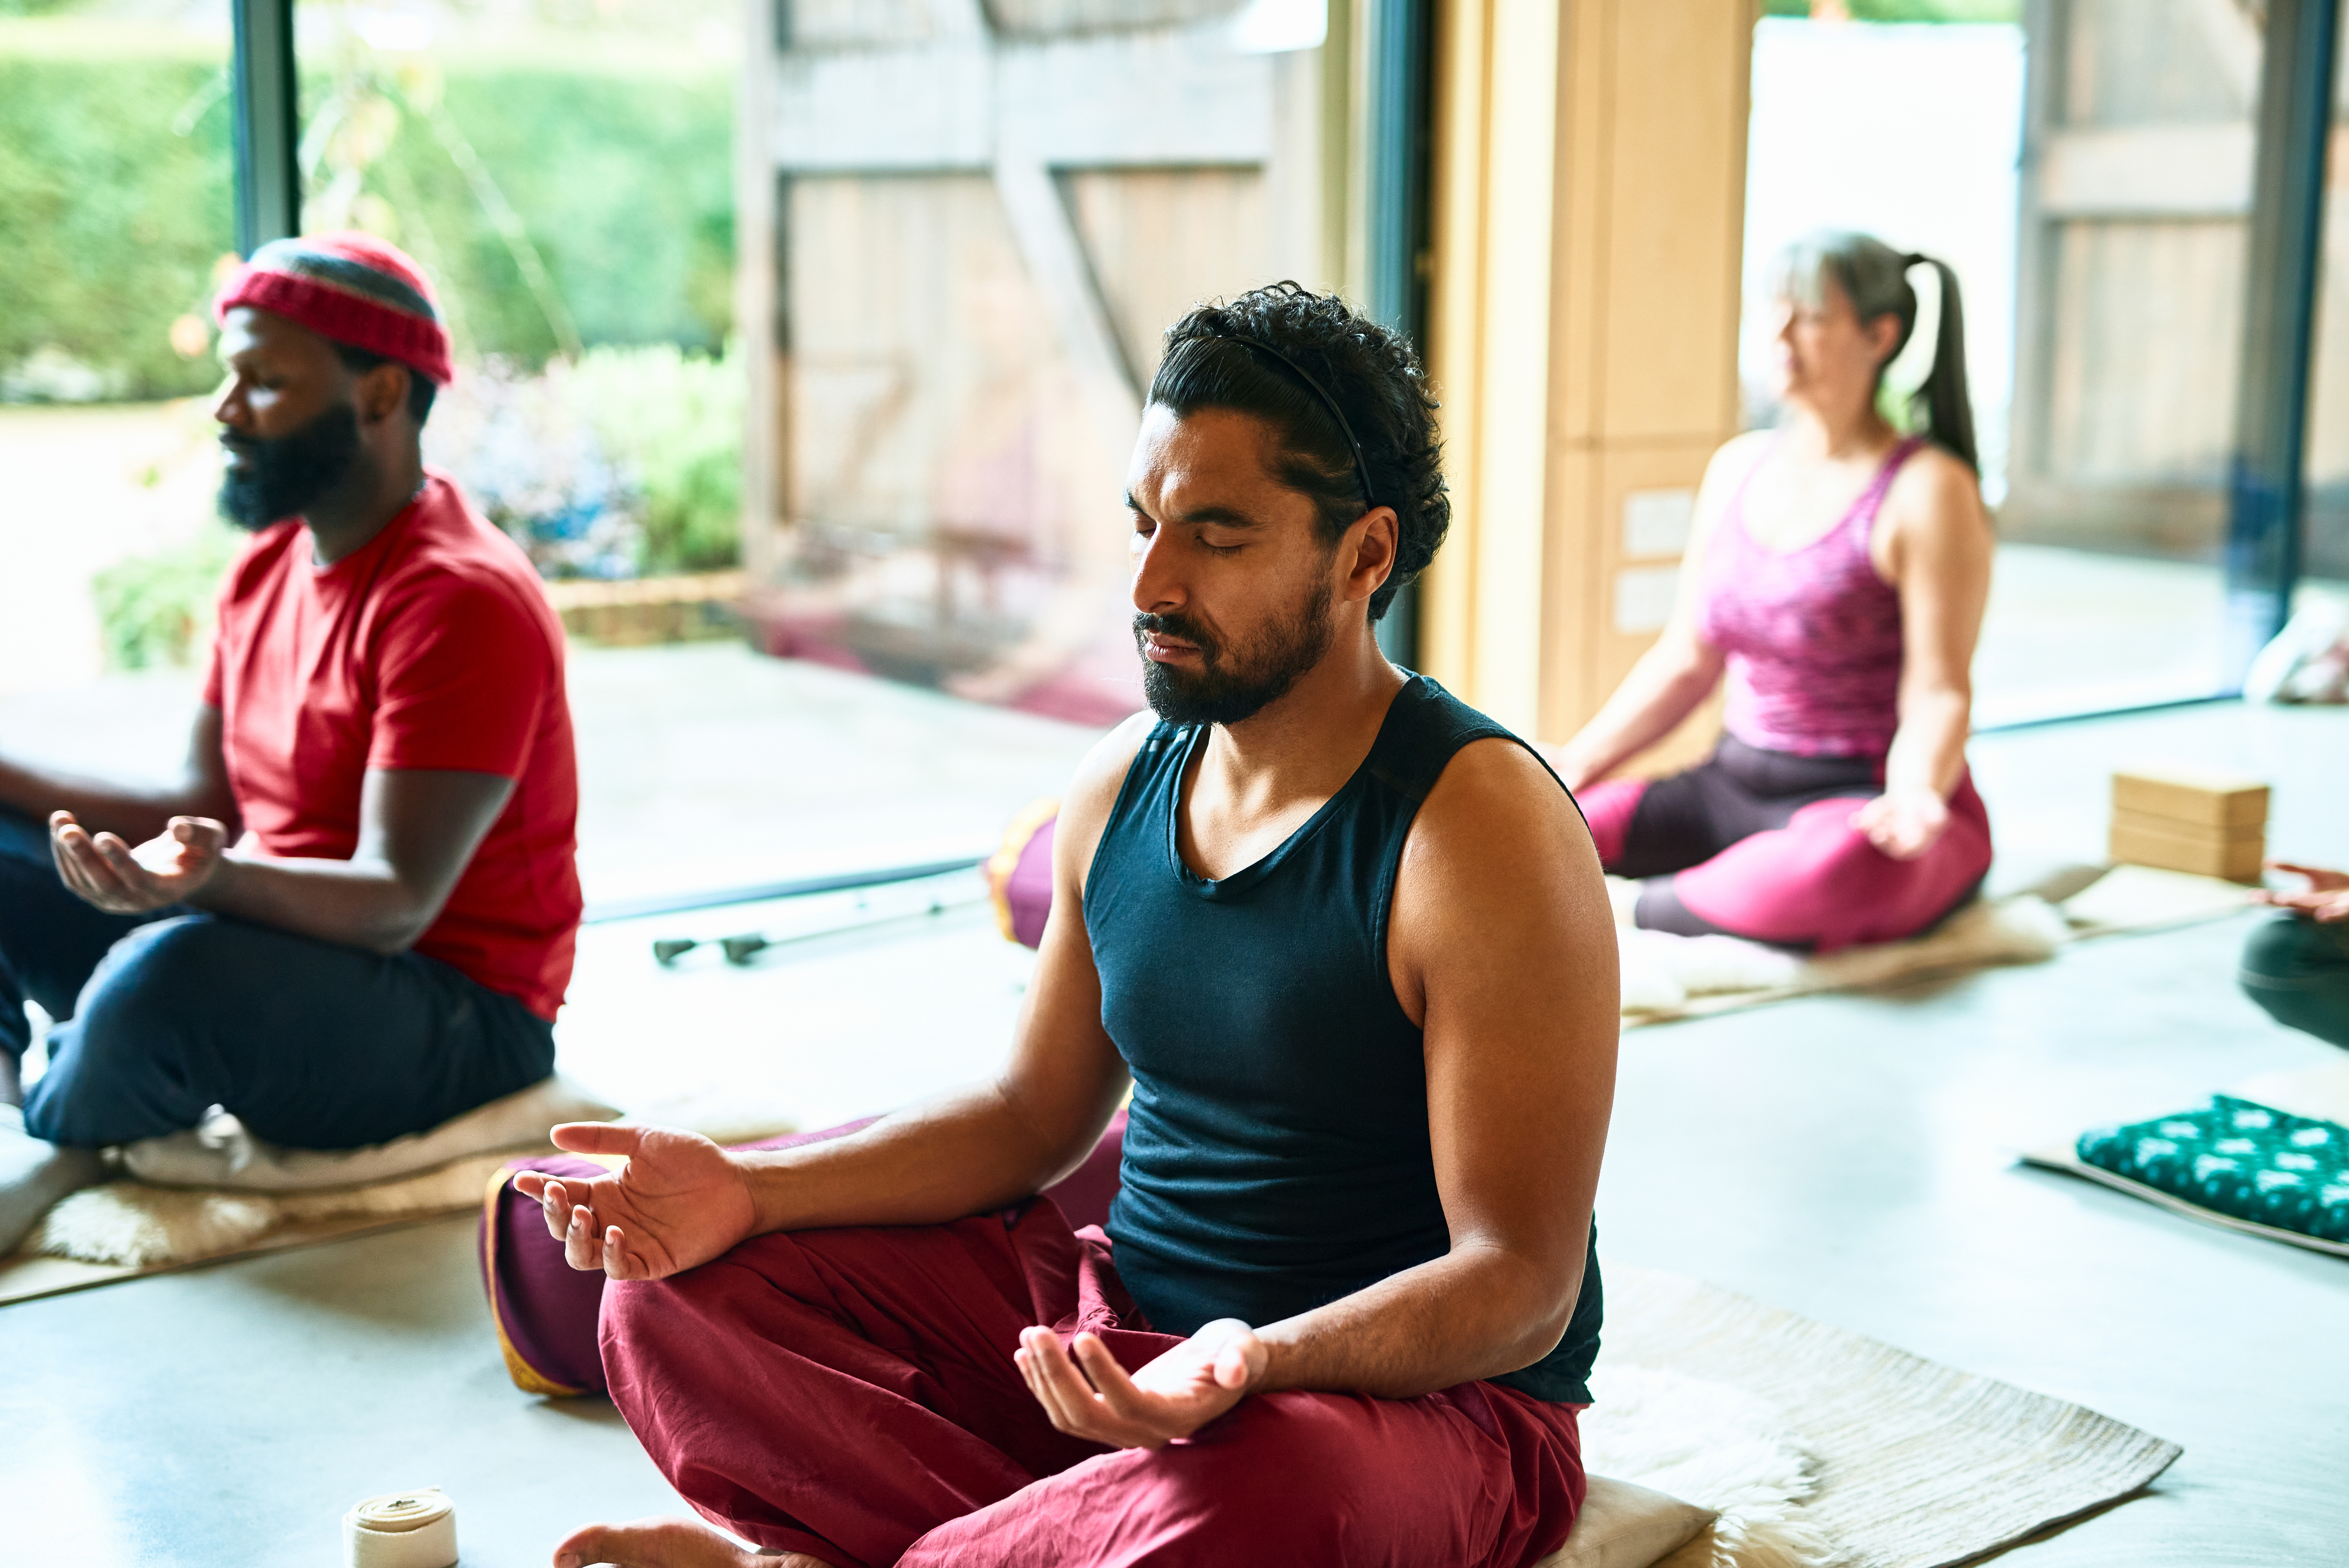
[[1379, 679, 1564, 805], [377, 475, 563, 638], [1400, 716, 1587, 893], [1419, 732, 1573, 827], [1063, 711, 1162, 825]]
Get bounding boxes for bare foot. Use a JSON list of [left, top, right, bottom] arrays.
[[551, 1513, 833, 1568]]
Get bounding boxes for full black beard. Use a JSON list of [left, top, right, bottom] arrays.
[[218, 401, 365, 531], [1135, 580, 1337, 728]]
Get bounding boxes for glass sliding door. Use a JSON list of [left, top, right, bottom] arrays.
[[0, 1, 238, 695], [292, 0, 743, 585], [1745, 1, 2295, 727]]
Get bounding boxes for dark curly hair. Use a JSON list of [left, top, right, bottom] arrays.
[[1147, 282, 1448, 622]]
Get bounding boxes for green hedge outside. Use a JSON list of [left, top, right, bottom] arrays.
[[0, 19, 732, 403], [0, 26, 236, 401]]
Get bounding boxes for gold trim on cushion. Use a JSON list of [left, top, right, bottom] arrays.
[[480, 1165, 588, 1398], [985, 795, 1061, 944]]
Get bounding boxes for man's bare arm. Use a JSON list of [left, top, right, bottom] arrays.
[[1251, 736, 1617, 1397], [0, 705, 236, 842], [523, 714, 1153, 1279], [50, 766, 513, 954]]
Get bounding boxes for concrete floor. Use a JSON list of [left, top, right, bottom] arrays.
[[5, 678, 2348, 1566]]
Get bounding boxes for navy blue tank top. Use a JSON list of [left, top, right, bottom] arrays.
[[1085, 675, 1603, 1403]]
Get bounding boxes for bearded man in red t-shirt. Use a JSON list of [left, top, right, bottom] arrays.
[[0, 234, 581, 1253]]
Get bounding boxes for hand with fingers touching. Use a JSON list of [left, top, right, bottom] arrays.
[[1013, 1317, 1268, 1450], [512, 1123, 758, 1282], [49, 809, 227, 914], [2259, 862, 2349, 923]]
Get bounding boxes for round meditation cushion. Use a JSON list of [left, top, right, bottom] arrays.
[[479, 1111, 1129, 1397], [985, 798, 1059, 950]]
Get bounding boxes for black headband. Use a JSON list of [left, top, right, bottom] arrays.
[[1225, 336, 1378, 513]]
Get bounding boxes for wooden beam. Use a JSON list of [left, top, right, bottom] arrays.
[[765, 28, 1275, 174]]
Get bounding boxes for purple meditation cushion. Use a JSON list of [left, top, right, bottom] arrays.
[[480, 1110, 1128, 1397], [985, 799, 1059, 950]]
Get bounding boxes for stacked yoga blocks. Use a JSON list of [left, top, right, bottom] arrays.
[[2108, 766, 2269, 884]]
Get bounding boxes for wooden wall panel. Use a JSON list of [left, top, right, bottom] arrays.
[[1592, 4, 1749, 445], [1426, 0, 1749, 752]]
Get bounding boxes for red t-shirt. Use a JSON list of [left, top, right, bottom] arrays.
[[203, 471, 581, 1018]]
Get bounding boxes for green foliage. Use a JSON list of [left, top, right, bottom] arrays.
[[428, 340, 743, 577], [90, 524, 241, 671], [572, 341, 746, 574], [0, 26, 237, 402], [0, 20, 733, 403], [331, 50, 736, 362], [1759, 1, 2021, 19]]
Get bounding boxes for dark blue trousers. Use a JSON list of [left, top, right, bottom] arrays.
[[0, 807, 555, 1150]]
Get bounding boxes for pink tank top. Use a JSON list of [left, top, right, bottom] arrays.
[[1697, 436, 1920, 759]]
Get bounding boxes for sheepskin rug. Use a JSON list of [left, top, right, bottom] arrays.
[[1576, 1365, 1837, 1568]]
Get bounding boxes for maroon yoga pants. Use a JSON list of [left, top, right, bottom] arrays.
[[601, 1198, 1587, 1568]]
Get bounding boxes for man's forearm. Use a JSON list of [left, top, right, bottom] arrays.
[[190, 852, 443, 954], [1252, 1241, 1583, 1402], [0, 756, 223, 842], [738, 1083, 1110, 1237]]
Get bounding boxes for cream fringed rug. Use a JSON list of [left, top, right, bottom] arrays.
[[1584, 1263, 2180, 1568]]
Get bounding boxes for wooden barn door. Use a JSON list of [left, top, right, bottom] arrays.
[[739, 1, 1343, 724]]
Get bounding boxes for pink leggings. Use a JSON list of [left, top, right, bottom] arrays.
[[1580, 737, 1991, 952], [601, 1200, 1588, 1567]]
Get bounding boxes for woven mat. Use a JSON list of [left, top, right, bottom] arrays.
[[1604, 1262, 2181, 1568], [1619, 863, 2254, 1028]]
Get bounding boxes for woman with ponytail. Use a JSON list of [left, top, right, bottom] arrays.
[[1547, 230, 1995, 950]]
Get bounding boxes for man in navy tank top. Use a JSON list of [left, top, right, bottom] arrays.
[[521, 284, 1620, 1568]]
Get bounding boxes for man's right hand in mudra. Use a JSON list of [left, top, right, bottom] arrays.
[[515, 1124, 756, 1281]]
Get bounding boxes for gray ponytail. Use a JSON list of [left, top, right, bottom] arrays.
[[1770, 229, 1979, 475]]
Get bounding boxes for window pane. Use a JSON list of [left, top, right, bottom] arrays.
[[0, 2, 236, 692], [292, 0, 742, 584], [1742, 5, 2259, 726], [1991, 0, 2259, 721]]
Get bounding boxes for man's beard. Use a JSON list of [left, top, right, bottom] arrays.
[[1135, 580, 1337, 727], [218, 402, 365, 531]]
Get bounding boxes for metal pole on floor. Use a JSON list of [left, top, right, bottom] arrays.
[[230, 0, 299, 257], [2223, 0, 2341, 684]]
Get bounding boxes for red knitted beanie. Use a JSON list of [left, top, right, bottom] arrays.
[[214, 231, 453, 386]]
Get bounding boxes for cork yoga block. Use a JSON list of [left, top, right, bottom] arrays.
[[2108, 811, 2267, 884], [2111, 766, 2270, 831]]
